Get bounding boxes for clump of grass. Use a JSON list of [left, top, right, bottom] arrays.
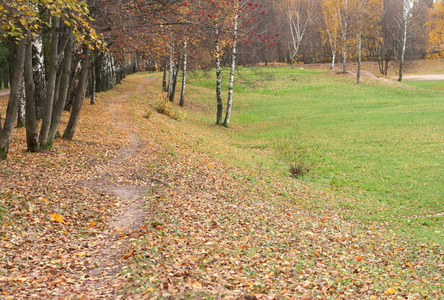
[[155, 93, 185, 121], [142, 110, 153, 119], [274, 135, 323, 178]]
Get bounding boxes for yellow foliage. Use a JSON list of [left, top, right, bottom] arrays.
[[155, 94, 185, 121]]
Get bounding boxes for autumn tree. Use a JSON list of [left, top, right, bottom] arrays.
[[427, 0, 444, 58], [322, 0, 342, 69], [284, 0, 319, 68], [0, 0, 104, 158]]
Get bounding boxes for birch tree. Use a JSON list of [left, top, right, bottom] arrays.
[[396, 0, 413, 81], [285, 0, 318, 68], [322, 0, 341, 69]]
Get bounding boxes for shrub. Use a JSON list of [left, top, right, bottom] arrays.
[[155, 93, 185, 121], [274, 134, 323, 178]]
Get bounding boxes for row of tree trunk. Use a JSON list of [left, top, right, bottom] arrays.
[[0, 23, 138, 159]]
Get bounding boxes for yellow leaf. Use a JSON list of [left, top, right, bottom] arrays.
[[88, 220, 97, 227], [50, 214, 65, 223], [146, 286, 154, 293], [75, 252, 86, 257], [384, 287, 396, 295]]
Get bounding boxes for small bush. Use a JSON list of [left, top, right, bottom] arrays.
[[274, 134, 323, 178], [143, 110, 153, 119], [155, 93, 185, 121]]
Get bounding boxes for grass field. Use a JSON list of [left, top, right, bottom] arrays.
[[183, 66, 444, 245], [404, 79, 444, 91]]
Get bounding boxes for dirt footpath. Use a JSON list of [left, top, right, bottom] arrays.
[[401, 74, 444, 80]]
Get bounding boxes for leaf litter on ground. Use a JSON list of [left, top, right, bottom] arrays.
[[0, 74, 443, 299]]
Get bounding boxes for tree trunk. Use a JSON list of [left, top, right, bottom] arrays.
[[169, 56, 181, 102], [167, 45, 175, 101], [215, 28, 223, 125], [90, 66, 96, 105], [49, 34, 73, 145], [341, 0, 348, 74], [356, 28, 362, 84], [179, 38, 187, 107], [17, 81, 26, 128], [162, 61, 168, 92], [24, 33, 39, 152], [33, 37, 46, 120], [0, 38, 26, 159], [63, 46, 91, 140], [223, 12, 239, 128], [398, 16, 408, 82], [39, 17, 61, 149]]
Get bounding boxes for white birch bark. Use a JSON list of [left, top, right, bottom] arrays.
[[215, 26, 223, 125], [398, 0, 411, 82], [180, 37, 187, 107], [167, 44, 174, 101], [223, 10, 239, 127]]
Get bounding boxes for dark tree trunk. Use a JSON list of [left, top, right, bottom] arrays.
[[0, 38, 26, 159], [39, 17, 61, 149], [162, 62, 168, 92], [90, 63, 96, 105], [215, 29, 223, 125], [64, 54, 82, 111], [169, 56, 181, 103], [24, 33, 39, 152], [63, 46, 91, 140], [49, 34, 73, 145]]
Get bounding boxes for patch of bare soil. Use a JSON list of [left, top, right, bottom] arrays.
[[401, 74, 444, 81]]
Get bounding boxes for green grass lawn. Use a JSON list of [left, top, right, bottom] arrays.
[[185, 67, 444, 245], [403, 79, 444, 91]]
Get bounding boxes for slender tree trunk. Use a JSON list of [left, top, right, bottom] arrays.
[[33, 37, 46, 120], [49, 34, 73, 145], [223, 12, 239, 128], [398, 17, 408, 82], [169, 56, 181, 102], [162, 61, 168, 92], [0, 38, 26, 159], [215, 28, 223, 125], [167, 45, 175, 101], [17, 81, 25, 128], [356, 27, 362, 84], [39, 17, 60, 149], [63, 46, 91, 140], [90, 65, 96, 105], [179, 38, 187, 107], [24, 33, 39, 152], [341, 0, 348, 74]]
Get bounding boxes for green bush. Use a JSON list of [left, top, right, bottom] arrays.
[[274, 135, 323, 178]]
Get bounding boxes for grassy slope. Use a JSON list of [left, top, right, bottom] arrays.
[[183, 66, 444, 246]]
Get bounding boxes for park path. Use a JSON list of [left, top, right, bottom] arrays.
[[0, 74, 442, 299], [0, 89, 10, 97]]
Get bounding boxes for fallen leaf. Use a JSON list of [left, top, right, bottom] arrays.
[[122, 250, 136, 260], [355, 255, 364, 262], [50, 214, 65, 223], [384, 287, 396, 295]]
